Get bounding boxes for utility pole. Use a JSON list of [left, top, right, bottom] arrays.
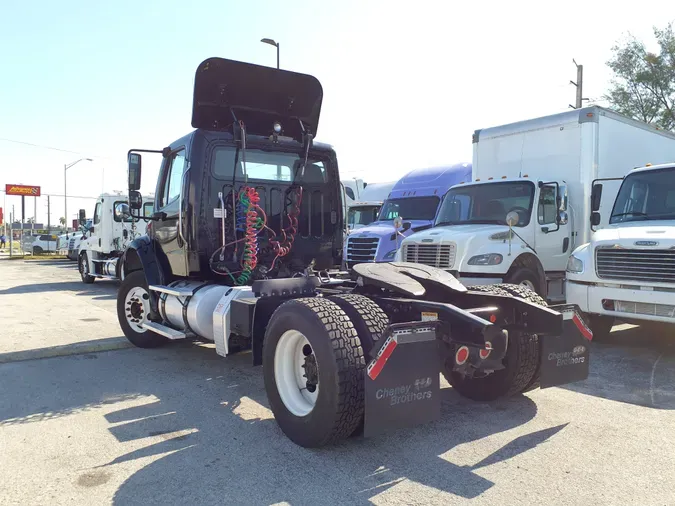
[[47, 195, 51, 230], [569, 59, 588, 109]]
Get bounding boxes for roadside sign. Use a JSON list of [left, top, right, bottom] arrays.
[[5, 184, 41, 197]]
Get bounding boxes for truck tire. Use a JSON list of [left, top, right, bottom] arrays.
[[491, 283, 546, 393], [504, 267, 543, 297], [117, 270, 167, 348], [263, 297, 366, 448], [588, 314, 614, 341], [327, 294, 389, 359], [445, 284, 539, 401], [33, 246, 43, 255], [79, 252, 95, 284]]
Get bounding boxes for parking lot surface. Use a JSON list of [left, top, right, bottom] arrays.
[[1, 259, 675, 505]]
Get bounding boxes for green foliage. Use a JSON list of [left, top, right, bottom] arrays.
[[605, 23, 675, 131]]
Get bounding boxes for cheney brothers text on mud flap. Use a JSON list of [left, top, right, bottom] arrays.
[[539, 304, 593, 389], [363, 323, 441, 438]]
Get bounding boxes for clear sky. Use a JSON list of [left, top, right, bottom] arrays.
[[0, 0, 671, 226]]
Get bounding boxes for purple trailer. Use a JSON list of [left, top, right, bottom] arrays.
[[344, 163, 472, 268]]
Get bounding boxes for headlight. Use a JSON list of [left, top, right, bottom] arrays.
[[383, 249, 397, 260], [566, 255, 584, 274], [468, 253, 503, 266]]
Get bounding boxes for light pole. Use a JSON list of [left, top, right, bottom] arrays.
[[261, 38, 280, 69], [64, 158, 92, 237]]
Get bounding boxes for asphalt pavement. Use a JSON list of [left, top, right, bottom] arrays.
[[1, 258, 674, 505]]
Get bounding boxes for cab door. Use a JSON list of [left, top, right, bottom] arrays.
[[153, 148, 188, 276], [534, 183, 570, 272]]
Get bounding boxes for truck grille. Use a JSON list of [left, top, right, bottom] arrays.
[[346, 237, 379, 267], [403, 243, 456, 269], [596, 248, 675, 283]]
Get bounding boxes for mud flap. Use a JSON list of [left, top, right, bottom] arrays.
[[539, 304, 592, 388], [363, 324, 441, 438]]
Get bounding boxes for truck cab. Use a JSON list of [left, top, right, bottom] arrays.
[[566, 163, 675, 338], [78, 192, 154, 282], [346, 181, 396, 233], [344, 164, 471, 268]]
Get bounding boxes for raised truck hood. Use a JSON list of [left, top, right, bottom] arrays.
[[192, 57, 323, 142]]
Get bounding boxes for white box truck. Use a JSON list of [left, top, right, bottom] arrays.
[[566, 162, 675, 339], [78, 192, 154, 283], [396, 106, 675, 302]]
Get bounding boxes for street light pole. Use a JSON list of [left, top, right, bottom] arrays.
[[64, 158, 93, 237], [261, 38, 280, 69]]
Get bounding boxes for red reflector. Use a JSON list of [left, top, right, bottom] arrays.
[[489, 314, 497, 323], [479, 342, 492, 359], [455, 346, 469, 365]]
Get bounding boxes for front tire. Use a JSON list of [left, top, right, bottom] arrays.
[[117, 271, 167, 348], [504, 267, 544, 297], [263, 298, 366, 448], [79, 252, 95, 284]]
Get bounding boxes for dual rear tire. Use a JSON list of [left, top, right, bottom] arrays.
[[262, 295, 389, 448]]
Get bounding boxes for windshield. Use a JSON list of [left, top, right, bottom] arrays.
[[436, 181, 535, 227], [378, 197, 440, 222], [348, 205, 380, 227], [610, 167, 675, 224]]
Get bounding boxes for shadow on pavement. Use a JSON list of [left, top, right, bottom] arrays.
[[0, 280, 118, 299], [0, 342, 568, 503], [560, 324, 675, 409]]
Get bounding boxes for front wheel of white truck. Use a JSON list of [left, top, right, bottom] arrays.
[[117, 271, 167, 349], [263, 298, 366, 448]]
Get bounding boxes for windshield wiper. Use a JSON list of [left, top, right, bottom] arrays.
[[611, 211, 648, 219]]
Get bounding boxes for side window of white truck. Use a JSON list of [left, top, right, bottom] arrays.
[[538, 186, 557, 225], [93, 202, 102, 225]]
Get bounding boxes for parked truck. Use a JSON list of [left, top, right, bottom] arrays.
[[344, 164, 471, 268], [346, 180, 396, 232], [397, 107, 675, 302], [78, 192, 154, 283], [115, 57, 591, 449], [566, 162, 675, 339]]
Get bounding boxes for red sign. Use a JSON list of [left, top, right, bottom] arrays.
[[72, 219, 79, 230], [5, 184, 41, 197], [0, 207, 3, 225]]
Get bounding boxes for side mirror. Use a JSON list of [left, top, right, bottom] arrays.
[[128, 153, 142, 191], [129, 190, 143, 210], [114, 203, 131, 220], [78, 209, 86, 225], [591, 212, 601, 226], [506, 211, 519, 227], [558, 210, 569, 225], [591, 184, 603, 212], [393, 216, 403, 229]]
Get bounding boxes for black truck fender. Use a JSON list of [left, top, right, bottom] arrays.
[[122, 236, 170, 317]]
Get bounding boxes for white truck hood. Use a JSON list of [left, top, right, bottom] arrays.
[[399, 224, 519, 270], [593, 222, 675, 247]]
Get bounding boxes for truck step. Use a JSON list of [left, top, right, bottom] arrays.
[[148, 284, 194, 297], [141, 321, 186, 340], [91, 259, 116, 264]]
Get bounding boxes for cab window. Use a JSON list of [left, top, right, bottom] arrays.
[[538, 186, 558, 225], [93, 202, 102, 225], [160, 149, 187, 208]]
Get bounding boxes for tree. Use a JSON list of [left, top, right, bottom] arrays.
[[605, 23, 675, 131], [59, 217, 66, 226]]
